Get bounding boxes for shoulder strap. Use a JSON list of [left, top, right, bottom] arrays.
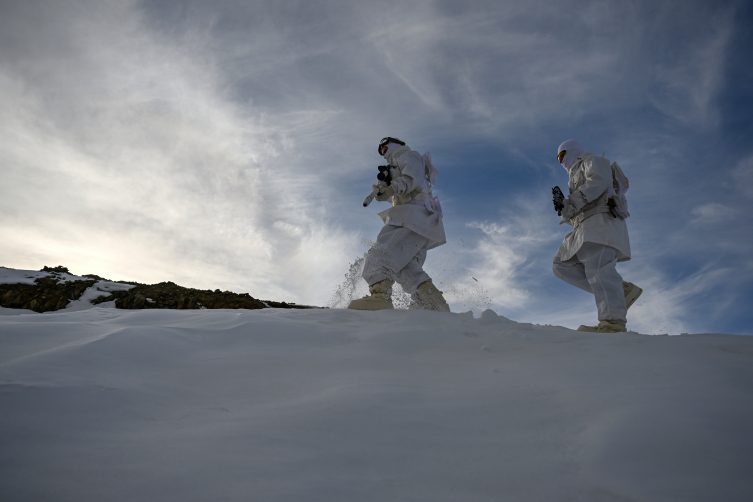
[[609, 161, 630, 218], [610, 161, 629, 196]]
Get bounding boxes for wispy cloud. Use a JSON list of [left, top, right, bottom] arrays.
[[0, 0, 359, 302], [464, 195, 562, 313], [690, 203, 739, 224], [650, 8, 734, 128], [627, 260, 753, 335], [732, 154, 753, 197], [1, 0, 750, 332]]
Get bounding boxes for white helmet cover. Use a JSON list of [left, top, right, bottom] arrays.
[[379, 137, 405, 159], [557, 139, 585, 170]]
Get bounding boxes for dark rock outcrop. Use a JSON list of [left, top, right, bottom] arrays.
[[1, 266, 315, 312], [90, 281, 300, 310], [0, 270, 96, 313]]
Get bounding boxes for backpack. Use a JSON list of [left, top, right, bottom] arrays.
[[421, 152, 443, 217], [607, 156, 629, 219]]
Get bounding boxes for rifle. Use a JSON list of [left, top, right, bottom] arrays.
[[552, 186, 565, 216], [362, 165, 393, 207]]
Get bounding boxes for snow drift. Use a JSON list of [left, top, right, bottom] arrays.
[[1, 306, 752, 501]]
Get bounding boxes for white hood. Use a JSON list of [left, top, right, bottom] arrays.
[[557, 139, 585, 171], [382, 140, 406, 160]]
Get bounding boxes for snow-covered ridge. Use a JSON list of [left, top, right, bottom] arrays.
[[0, 265, 94, 285], [0, 266, 310, 314]]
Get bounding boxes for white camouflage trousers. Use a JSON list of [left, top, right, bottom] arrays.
[[362, 225, 431, 295], [552, 242, 627, 324]]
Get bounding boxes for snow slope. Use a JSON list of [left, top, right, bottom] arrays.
[[1, 307, 752, 501]]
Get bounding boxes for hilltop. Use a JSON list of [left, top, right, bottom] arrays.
[[0, 265, 312, 313]]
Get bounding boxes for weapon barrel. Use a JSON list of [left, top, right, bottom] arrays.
[[363, 186, 380, 207]]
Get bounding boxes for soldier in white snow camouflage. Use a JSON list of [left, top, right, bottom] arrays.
[[348, 137, 450, 312], [552, 139, 643, 333]]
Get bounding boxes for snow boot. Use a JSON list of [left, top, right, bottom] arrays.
[[347, 280, 394, 310], [409, 280, 451, 312], [577, 320, 627, 333], [623, 281, 643, 310]]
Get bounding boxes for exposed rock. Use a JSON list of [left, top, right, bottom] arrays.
[[0, 265, 315, 312], [0, 276, 97, 313], [41, 265, 71, 274], [91, 281, 276, 310]]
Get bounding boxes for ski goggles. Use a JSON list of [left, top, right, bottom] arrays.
[[557, 150, 567, 163], [378, 137, 405, 155]]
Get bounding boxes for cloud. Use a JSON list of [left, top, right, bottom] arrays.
[[465, 195, 562, 312], [733, 155, 753, 197], [0, 0, 750, 332], [0, 0, 359, 303], [626, 259, 753, 335], [690, 203, 739, 224], [650, 8, 734, 127], [364, 2, 625, 135]]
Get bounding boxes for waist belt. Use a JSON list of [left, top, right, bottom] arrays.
[[393, 188, 439, 214], [393, 188, 427, 206], [572, 205, 611, 229]]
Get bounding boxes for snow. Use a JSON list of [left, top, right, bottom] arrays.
[[0, 307, 36, 315], [1, 307, 752, 501], [62, 280, 136, 312], [0, 266, 89, 285]]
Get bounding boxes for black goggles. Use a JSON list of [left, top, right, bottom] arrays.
[[557, 150, 567, 163], [378, 137, 405, 155]]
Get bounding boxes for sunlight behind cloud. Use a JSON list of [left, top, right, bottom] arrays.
[[1, 0, 750, 332], [0, 0, 357, 303]]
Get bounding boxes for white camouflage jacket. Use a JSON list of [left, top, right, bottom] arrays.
[[377, 145, 446, 250], [555, 152, 631, 262]]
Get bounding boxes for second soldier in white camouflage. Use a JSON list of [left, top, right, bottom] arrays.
[[552, 139, 643, 332]]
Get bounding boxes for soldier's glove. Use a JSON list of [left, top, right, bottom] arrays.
[[561, 191, 586, 219], [374, 184, 394, 202], [560, 199, 578, 219]]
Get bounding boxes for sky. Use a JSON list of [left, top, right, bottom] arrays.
[[1, 0, 752, 335]]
